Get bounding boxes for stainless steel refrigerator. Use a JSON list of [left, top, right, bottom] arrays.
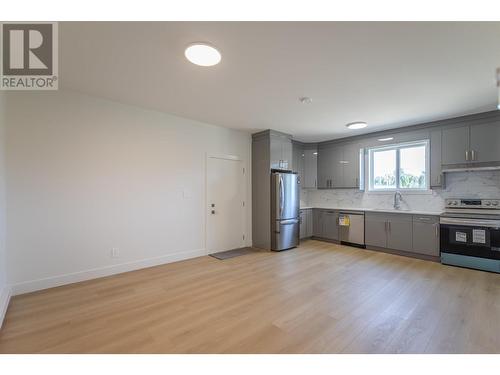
[[271, 171, 300, 251]]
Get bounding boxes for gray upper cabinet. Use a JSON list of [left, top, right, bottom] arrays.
[[292, 142, 304, 180], [441, 125, 469, 165], [430, 129, 443, 187], [302, 148, 317, 188], [281, 137, 293, 169], [441, 120, 500, 167], [412, 215, 439, 256], [342, 143, 361, 188], [469, 120, 500, 164], [317, 143, 360, 189], [317, 146, 335, 188], [270, 133, 293, 170], [330, 147, 344, 188]]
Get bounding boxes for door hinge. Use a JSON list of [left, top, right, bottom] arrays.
[[243, 234, 245, 240], [242, 201, 245, 207], [243, 167, 245, 175]]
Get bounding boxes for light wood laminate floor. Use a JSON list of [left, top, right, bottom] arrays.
[[1, 240, 499, 353]]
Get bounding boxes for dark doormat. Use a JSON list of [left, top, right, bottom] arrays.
[[209, 247, 262, 260]]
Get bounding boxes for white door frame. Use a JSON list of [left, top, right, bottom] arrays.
[[205, 153, 247, 255]]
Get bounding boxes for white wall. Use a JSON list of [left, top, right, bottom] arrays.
[[6, 90, 251, 294]]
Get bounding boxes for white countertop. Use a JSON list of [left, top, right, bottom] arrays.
[[300, 206, 442, 216]]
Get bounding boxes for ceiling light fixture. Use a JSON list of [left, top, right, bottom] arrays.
[[299, 97, 312, 104], [346, 121, 367, 130], [185, 43, 221, 66], [378, 137, 394, 142]]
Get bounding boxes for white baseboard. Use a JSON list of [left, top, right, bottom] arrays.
[[11, 248, 206, 296], [0, 285, 11, 329]]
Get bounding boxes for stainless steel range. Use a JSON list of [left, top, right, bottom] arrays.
[[440, 198, 500, 273]]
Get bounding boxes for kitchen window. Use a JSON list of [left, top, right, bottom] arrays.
[[368, 140, 429, 192]]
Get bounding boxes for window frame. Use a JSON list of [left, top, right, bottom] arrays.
[[367, 139, 430, 192]]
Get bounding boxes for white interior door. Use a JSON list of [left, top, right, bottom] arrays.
[[206, 156, 245, 254]]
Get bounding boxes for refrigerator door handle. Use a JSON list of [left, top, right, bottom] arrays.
[[280, 219, 300, 225], [279, 174, 285, 219]]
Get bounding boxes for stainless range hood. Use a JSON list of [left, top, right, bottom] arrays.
[[442, 162, 500, 173]]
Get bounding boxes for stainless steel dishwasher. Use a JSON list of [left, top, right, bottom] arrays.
[[339, 211, 365, 247]]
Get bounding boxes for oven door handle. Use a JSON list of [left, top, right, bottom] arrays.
[[440, 217, 500, 228]]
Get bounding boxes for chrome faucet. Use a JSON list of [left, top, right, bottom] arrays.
[[393, 191, 402, 209]]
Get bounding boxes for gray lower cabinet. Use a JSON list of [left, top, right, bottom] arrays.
[[299, 210, 307, 239], [412, 215, 440, 256], [316, 210, 440, 258], [299, 209, 313, 239], [313, 209, 323, 237], [386, 214, 413, 252], [323, 210, 339, 240], [312, 209, 339, 240], [365, 212, 388, 248], [366, 212, 430, 255], [306, 209, 313, 237]]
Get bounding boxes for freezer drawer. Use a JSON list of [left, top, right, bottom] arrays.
[[339, 212, 365, 246], [272, 219, 299, 251]]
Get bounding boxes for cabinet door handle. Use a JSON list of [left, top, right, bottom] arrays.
[[465, 150, 469, 161], [471, 150, 476, 161], [435, 223, 439, 237], [314, 179, 317, 188], [437, 174, 441, 185]]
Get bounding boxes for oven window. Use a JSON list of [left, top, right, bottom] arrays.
[[441, 225, 500, 260], [448, 227, 490, 247]]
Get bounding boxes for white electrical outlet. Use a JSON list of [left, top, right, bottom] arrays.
[[111, 248, 120, 258]]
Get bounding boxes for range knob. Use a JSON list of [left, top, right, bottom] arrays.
[[485, 201, 491, 206], [493, 201, 499, 206]]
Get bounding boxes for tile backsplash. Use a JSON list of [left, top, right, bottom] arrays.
[[304, 170, 500, 211]]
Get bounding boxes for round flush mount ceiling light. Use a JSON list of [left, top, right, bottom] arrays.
[[185, 43, 221, 66], [346, 121, 367, 130]]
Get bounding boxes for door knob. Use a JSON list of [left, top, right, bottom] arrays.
[[211, 203, 215, 207]]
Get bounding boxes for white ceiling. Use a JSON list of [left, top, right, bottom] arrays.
[[60, 22, 500, 142]]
